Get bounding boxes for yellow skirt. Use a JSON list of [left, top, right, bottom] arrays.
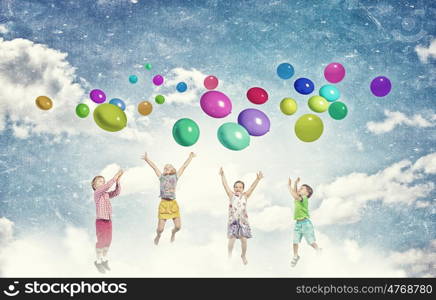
[[158, 199, 180, 220]]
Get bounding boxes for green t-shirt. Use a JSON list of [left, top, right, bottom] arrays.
[[294, 196, 310, 220]]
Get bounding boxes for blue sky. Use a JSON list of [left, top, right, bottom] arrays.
[[0, 0, 435, 277]]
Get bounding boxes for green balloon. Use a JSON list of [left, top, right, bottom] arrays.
[[76, 103, 90, 118], [155, 94, 165, 104], [93, 103, 127, 132], [172, 118, 200, 146], [308, 96, 329, 113], [217, 122, 250, 151], [145, 63, 152, 70], [328, 101, 348, 120], [294, 114, 324, 142]]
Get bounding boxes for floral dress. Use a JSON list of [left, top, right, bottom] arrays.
[[227, 193, 252, 239]]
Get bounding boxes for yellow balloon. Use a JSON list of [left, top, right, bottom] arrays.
[[35, 96, 53, 110], [138, 101, 153, 116], [280, 97, 297, 115], [294, 114, 324, 142], [308, 96, 329, 113]]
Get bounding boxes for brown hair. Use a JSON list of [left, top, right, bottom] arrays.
[[233, 180, 245, 189], [91, 176, 104, 190], [302, 184, 313, 198]]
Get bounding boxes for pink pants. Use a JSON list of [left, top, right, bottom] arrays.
[[96, 219, 112, 249]]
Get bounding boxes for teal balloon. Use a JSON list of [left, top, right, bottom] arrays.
[[319, 84, 340, 102], [328, 101, 348, 120], [217, 122, 250, 151], [172, 118, 200, 146]]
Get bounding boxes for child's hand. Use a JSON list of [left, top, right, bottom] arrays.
[[189, 152, 196, 159], [219, 167, 224, 176], [116, 170, 124, 181], [288, 177, 292, 187], [141, 152, 148, 161], [257, 171, 264, 180], [296, 177, 300, 184]]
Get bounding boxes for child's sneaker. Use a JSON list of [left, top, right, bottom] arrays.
[[102, 260, 111, 271], [94, 261, 106, 274], [291, 255, 300, 268]]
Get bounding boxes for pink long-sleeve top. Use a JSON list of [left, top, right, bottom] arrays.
[[94, 178, 121, 220]]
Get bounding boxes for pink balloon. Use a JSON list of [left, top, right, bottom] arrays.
[[200, 91, 232, 118], [324, 63, 345, 83], [153, 75, 164, 86], [204, 75, 219, 90]]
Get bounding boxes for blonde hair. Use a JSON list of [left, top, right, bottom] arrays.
[[91, 176, 104, 190], [164, 164, 176, 175]]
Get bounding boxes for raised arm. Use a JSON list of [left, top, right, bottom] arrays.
[[219, 167, 233, 199], [109, 170, 124, 198], [245, 171, 264, 199], [177, 152, 196, 178], [94, 170, 123, 197], [288, 177, 302, 201], [141, 152, 161, 177]]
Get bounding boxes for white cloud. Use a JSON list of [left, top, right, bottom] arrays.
[[0, 24, 8, 34], [0, 217, 13, 246], [367, 110, 435, 134], [0, 222, 410, 277], [415, 39, 436, 63], [0, 38, 153, 142], [312, 152, 435, 226]]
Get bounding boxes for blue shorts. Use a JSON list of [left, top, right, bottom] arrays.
[[293, 218, 316, 244]]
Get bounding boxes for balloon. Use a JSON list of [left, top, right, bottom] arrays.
[[276, 63, 295, 79], [247, 87, 268, 104], [145, 63, 152, 70], [35, 96, 53, 110], [204, 75, 218, 90], [109, 98, 126, 111], [308, 96, 329, 113], [237, 108, 270, 136], [89, 89, 106, 104], [319, 84, 340, 102], [294, 78, 314, 95], [328, 101, 348, 120], [75, 103, 90, 118], [155, 95, 165, 104], [324, 62, 345, 83], [176, 82, 187, 92], [172, 118, 200, 147], [93, 103, 127, 132], [294, 114, 324, 142], [138, 101, 153, 116], [280, 97, 298, 115], [129, 75, 138, 84], [200, 91, 232, 118], [217, 122, 250, 151], [152, 75, 164, 86], [370, 76, 392, 97]]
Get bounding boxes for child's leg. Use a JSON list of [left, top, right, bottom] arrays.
[[240, 237, 248, 265], [154, 219, 166, 245], [228, 237, 236, 258], [170, 217, 181, 242], [96, 247, 104, 262], [293, 243, 299, 257], [102, 247, 109, 260], [310, 242, 319, 250]]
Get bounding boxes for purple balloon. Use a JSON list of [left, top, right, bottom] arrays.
[[89, 89, 106, 104], [200, 91, 232, 118], [237, 108, 270, 136], [153, 75, 164, 86], [370, 76, 392, 97]]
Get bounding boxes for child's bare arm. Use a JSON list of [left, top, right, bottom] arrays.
[[219, 167, 233, 199], [141, 152, 161, 177], [109, 170, 124, 198], [288, 177, 301, 201], [245, 171, 263, 199], [178, 152, 196, 178]]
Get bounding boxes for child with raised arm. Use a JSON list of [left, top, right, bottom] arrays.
[[91, 169, 124, 274], [219, 167, 263, 265], [142, 152, 196, 245], [288, 177, 321, 267]]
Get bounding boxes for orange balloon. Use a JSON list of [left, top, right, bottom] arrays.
[[35, 96, 53, 110], [138, 101, 153, 116]]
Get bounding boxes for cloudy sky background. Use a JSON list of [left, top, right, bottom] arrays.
[[0, 0, 435, 277]]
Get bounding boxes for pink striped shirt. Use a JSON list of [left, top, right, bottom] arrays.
[[94, 178, 121, 220]]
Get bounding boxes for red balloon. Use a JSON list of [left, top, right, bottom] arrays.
[[204, 75, 219, 90], [246, 87, 268, 104]]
